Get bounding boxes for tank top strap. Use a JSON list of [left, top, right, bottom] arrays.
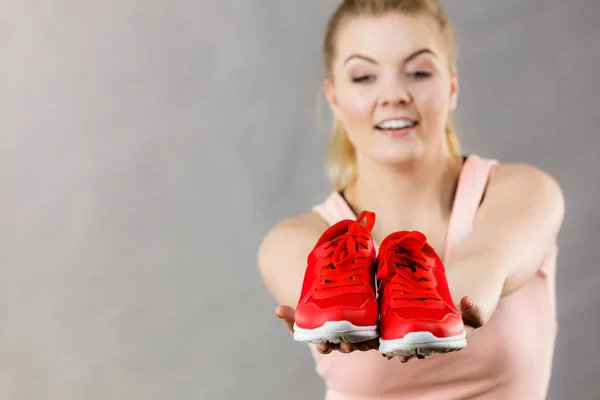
[[312, 192, 356, 226], [444, 155, 499, 263]]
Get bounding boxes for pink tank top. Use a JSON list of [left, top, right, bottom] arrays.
[[310, 155, 558, 400]]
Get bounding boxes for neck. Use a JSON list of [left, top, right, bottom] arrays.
[[343, 153, 464, 236]]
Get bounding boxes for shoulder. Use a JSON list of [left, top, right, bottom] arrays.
[[489, 163, 562, 196], [488, 163, 564, 209], [483, 162, 565, 233], [257, 212, 328, 304], [258, 212, 328, 265]]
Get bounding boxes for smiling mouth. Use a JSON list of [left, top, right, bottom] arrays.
[[375, 119, 418, 131]]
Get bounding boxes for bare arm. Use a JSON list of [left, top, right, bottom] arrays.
[[257, 213, 338, 341], [258, 212, 484, 359], [446, 164, 565, 325], [259, 213, 393, 356], [258, 213, 327, 307]]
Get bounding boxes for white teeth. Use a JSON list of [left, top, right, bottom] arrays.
[[377, 119, 415, 129]]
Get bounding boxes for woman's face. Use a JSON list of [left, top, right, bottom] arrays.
[[325, 13, 458, 164]]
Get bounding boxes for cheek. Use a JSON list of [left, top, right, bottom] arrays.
[[412, 80, 450, 115], [337, 86, 376, 122]]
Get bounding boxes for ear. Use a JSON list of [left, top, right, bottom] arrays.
[[449, 68, 459, 111], [324, 78, 343, 120]]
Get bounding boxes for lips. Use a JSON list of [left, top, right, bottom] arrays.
[[375, 118, 418, 138], [375, 118, 417, 130]]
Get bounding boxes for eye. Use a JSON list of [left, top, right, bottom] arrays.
[[407, 71, 432, 79], [351, 75, 375, 83]]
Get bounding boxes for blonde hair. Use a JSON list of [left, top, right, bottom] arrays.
[[323, 0, 461, 191]]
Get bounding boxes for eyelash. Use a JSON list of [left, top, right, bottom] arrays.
[[352, 75, 374, 83], [409, 71, 432, 78], [351, 71, 432, 84]]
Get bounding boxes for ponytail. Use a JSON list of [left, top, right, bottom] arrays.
[[326, 120, 357, 192], [445, 120, 461, 156]]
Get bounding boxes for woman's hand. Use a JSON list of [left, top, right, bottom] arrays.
[[274, 305, 380, 354], [275, 296, 484, 359]]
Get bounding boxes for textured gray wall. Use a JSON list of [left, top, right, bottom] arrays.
[[0, 0, 598, 399]]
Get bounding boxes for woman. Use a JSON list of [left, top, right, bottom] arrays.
[[258, 0, 565, 398]]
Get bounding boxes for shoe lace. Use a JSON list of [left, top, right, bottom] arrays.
[[315, 212, 374, 292], [375, 232, 440, 301]]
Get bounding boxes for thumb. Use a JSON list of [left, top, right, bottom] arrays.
[[275, 305, 296, 334], [460, 296, 484, 330]]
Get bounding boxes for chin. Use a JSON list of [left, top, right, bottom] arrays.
[[370, 142, 427, 166]]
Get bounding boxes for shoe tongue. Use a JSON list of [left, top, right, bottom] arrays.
[[383, 231, 426, 253], [331, 232, 359, 267]]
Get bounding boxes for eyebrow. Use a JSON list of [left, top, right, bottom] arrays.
[[343, 48, 436, 65]]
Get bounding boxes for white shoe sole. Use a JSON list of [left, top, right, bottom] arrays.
[[293, 321, 378, 344], [379, 331, 467, 357]]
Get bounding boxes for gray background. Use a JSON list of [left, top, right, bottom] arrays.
[[0, 0, 598, 399]]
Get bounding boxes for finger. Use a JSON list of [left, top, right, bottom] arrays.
[[356, 343, 369, 351], [318, 343, 341, 353], [365, 338, 380, 350], [460, 296, 484, 330], [356, 342, 372, 351], [317, 343, 333, 354], [339, 342, 356, 353], [356, 338, 380, 351], [274, 305, 296, 335]]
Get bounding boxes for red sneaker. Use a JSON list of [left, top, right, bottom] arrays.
[[376, 231, 466, 357], [293, 211, 379, 344]]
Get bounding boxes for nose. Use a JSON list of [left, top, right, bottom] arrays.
[[380, 77, 411, 107]]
